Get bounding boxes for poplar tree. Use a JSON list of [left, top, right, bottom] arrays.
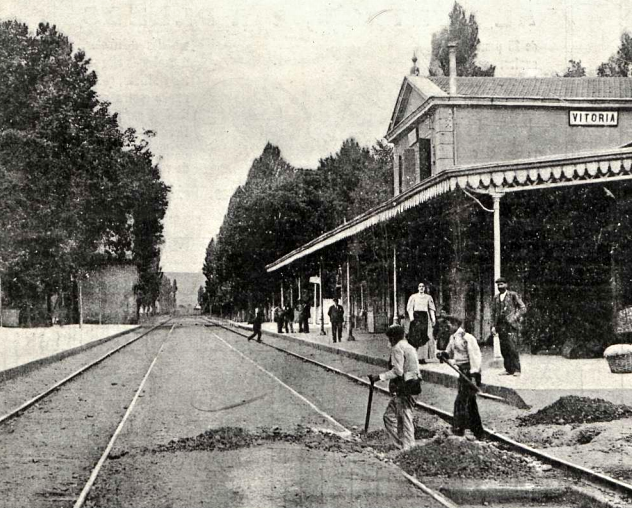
[[428, 2, 495, 77]]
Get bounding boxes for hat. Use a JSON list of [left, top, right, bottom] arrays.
[[495, 277, 506, 283], [386, 325, 405, 341]]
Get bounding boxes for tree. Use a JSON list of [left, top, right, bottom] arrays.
[[0, 20, 169, 323], [597, 32, 632, 77], [429, 2, 495, 77], [562, 59, 586, 77]]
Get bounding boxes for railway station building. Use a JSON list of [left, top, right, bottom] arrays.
[[267, 47, 632, 358]]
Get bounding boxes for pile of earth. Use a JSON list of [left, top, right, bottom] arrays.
[[518, 396, 632, 426], [148, 424, 438, 456], [149, 426, 368, 454], [396, 435, 538, 480]]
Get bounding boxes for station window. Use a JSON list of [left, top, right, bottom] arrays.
[[398, 155, 403, 193], [419, 138, 432, 181]]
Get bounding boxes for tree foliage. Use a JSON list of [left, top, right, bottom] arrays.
[[428, 2, 495, 77], [0, 20, 169, 322], [203, 139, 393, 317], [597, 32, 632, 77], [562, 59, 586, 77]]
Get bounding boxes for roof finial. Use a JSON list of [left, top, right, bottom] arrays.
[[410, 52, 420, 76]]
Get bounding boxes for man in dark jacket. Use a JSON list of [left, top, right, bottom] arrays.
[[283, 303, 294, 333], [299, 300, 310, 333], [328, 298, 344, 343], [247, 308, 264, 343], [491, 277, 526, 376]]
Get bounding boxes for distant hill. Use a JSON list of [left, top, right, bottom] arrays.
[[164, 272, 205, 308]]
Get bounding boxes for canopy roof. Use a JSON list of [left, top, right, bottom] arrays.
[[266, 146, 632, 272]]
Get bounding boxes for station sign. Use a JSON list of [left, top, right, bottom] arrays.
[[569, 110, 618, 127]]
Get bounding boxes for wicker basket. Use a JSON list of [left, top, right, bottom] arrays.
[[604, 344, 632, 374]]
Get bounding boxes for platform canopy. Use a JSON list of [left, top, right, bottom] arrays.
[[266, 146, 632, 273]]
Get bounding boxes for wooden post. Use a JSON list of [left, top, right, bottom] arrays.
[[347, 256, 355, 340], [281, 281, 284, 308], [392, 246, 398, 325], [320, 263, 326, 335], [78, 277, 83, 328]]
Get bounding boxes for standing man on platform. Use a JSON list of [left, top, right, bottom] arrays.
[[299, 299, 311, 333], [328, 298, 344, 343], [283, 303, 294, 334], [491, 277, 526, 377]]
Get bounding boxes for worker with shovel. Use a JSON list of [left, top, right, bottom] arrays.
[[436, 315, 485, 440], [368, 324, 421, 451]]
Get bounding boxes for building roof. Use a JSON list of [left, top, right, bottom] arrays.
[[266, 146, 632, 272], [428, 77, 632, 99]]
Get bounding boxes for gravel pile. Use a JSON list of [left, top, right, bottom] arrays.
[[150, 426, 369, 455], [150, 424, 438, 456], [396, 436, 536, 480], [518, 396, 632, 426]]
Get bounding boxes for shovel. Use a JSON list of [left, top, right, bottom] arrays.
[[440, 358, 507, 403], [364, 377, 375, 433]]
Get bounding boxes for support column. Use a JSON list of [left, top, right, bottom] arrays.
[[347, 256, 355, 341], [281, 281, 284, 307], [392, 246, 399, 325], [491, 191, 503, 360], [320, 263, 326, 335], [78, 277, 83, 328]]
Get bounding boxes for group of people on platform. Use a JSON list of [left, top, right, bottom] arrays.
[[248, 301, 312, 342]]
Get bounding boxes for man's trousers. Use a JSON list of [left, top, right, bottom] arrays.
[[498, 327, 521, 374], [331, 321, 343, 342], [383, 395, 415, 450]]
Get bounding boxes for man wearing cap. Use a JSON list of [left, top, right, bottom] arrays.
[[368, 325, 420, 451], [491, 277, 527, 376]]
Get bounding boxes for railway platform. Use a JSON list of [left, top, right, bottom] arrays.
[[0, 324, 139, 382], [232, 321, 632, 411]]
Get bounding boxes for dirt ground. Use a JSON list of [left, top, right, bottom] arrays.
[[248, 325, 632, 486], [1, 319, 631, 507]]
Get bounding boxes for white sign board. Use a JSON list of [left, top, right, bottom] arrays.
[[569, 110, 618, 127], [309, 276, 320, 284]]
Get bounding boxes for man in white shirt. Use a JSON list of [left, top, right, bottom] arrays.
[[368, 325, 420, 451], [436, 315, 485, 440]]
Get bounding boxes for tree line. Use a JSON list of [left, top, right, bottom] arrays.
[[201, 140, 393, 316], [0, 21, 170, 324]]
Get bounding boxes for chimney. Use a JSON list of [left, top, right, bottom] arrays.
[[448, 42, 457, 95]]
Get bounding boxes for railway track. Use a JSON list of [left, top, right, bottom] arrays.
[[206, 317, 632, 507], [0, 316, 629, 507], [0, 319, 173, 508]]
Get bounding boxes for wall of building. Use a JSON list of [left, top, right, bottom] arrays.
[[392, 115, 439, 195], [81, 265, 138, 324], [454, 106, 632, 166]]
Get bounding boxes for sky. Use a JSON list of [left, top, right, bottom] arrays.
[[1, 0, 632, 272]]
